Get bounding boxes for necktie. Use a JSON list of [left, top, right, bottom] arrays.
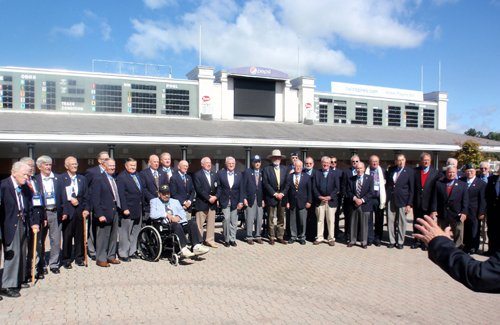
[[163, 167, 171, 174], [181, 173, 186, 186], [393, 168, 402, 183], [255, 171, 259, 186], [446, 181, 454, 197], [71, 176, 78, 196], [132, 174, 141, 190], [467, 180, 472, 188], [274, 167, 280, 189], [356, 177, 362, 197], [109, 177, 121, 208], [16, 186, 24, 212], [153, 170, 159, 189], [294, 175, 300, 191]]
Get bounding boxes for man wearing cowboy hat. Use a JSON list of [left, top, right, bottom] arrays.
[[262, 149, 288, 245]]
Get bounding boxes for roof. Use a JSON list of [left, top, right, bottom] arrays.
[[0, 111, 498, 152]]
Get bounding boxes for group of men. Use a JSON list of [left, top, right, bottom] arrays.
[[0, 149, 498, 299]]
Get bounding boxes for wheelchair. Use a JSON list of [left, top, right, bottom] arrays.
[[136, 219, 182, 266]]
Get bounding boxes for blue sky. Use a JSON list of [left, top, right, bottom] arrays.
[[0, 0, 498, 134]]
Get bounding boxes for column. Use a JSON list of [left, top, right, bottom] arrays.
[[108, 144, 116, 159], [300, 148, 308, 162], [180, 145, 188, 161], [27, 143, 35, 159], [245, 147, 252, 169], [433, 151, 440, 170]]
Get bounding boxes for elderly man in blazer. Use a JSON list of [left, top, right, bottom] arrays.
[[412, 152, 439, 250], [117, 158, 144, 261], [91, 159, 121, 267], [346, 162, 374, 248], [460, 163, 486, 254], [140, 154, 169, 220], [365, 155, 386, 247], [169, 160, 195, 220], [485, 173, 499, 255], [0, 161, 39, 298], [262, 149, 288, 245], [312, 156, 340, 246], [431, 165, 469, 248], [217, 156, 244, 247], [386, 154, 414, 249], [60, 156, 90, 268], [193, 157, 219, 248], [285, 160, 312, 245], [241, 155, 265, 245]]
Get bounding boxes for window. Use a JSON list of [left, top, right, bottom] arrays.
[[20, 79, 35, 109], [373, 108, 383, 126], [352, 102, 367, 125], [423, 109, 435, 128], [162, 89, 189, 115], [93, 84, 122, 113], [405, 105, 419, 128], [41, 81, 56, 110], [131, 92, 157, 115], [388, 106, 401, 127], [132, 84, 156, 91], [319, 104, 328, 123], [0, 75, 13, 109], [333, 100, 347, 123], [319, 97, 332, 103]]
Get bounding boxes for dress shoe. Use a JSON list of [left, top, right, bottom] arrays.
[[107, 258, 121, 265], [129, 253, 140, 259], [411, 242, 421, 249], [396, 244, 404, 250], [255, 238, 263, 244], [247, 239, 254, 245], [43, 268, 48, 275], [50, 268, 60, 274], [299, 239, 306, 245], [21, 282, 30, 289], [76, 260, 86, 266], [269, 239, 275, 245], [35, 273, 45, 280], [361, 244, 368, 249], [288, 239, 296, 244], [421, 246, 428, 251], [328, 241, 335, 247], [468, 248, 477, 255], [96, 261, 110, 267], [119, 257, 131, 262], [230, 241, 237, 247], [346, 243, 354, 248], [387, 244, 395, 249], [277, 239, 287, 245], [373, 240, 381, 247], [204, 241, 219, 248], [90, 255, 96, 261], [223, 242, 230, 247], [0, 288, 21, 298], [63, 263, 73, 269], [313, 240, 321, 245]]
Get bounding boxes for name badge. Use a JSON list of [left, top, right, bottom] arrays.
[[45, 192, 56, 206], [374, 185, 380, 191], [32, 195, 42, 207]]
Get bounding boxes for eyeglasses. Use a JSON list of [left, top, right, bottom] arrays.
[[351, 160, 359, 163], [479, 167, 488, 170], [331, 161, 337, 164]]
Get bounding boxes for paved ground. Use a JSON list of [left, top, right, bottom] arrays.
[[0, 224, 498, 325]]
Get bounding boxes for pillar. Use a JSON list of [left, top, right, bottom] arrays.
[[180, 145, 188, 161], [245, 147, 252, 169], [433, 151, 440, 171], [27, 143, 35, 159], [108, 144, 116, 159], [300, 148, 308, 162]]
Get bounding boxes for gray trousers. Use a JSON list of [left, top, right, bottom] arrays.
[[245, 199, 263, 239], [289, 207, 307, 240], [2, 218, 27, 289], [87, 212, 96, 257], [222, 207, 238, 243], [350, 206, 370, 245], [44, 210, 62, 269], [387, 200, 407, 245], [268, 205, 286, 240], [118, 217, 142, 258], [95, 213, 119, 263]]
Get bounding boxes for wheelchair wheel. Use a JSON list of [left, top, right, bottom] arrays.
[[170, 254, 179, 266], [137, 225, 162, 262]]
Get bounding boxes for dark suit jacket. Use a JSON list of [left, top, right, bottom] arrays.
[[84, 165, 104, 211], [414, 166, 439, 212], [91, 173, 119, 223], [23, 176, 44, 225], [285, 173, 312, 210], [34, 173, 64, 218], [428, 236, 500, 293], [312, 169, 340, 207], [241, 168, 264, 208], [341, 167, 356, 197], [193, 169, 218, 211], [485, 175, 499, 216], [262, 165, 288, 207], [59, 172, 89, 219], [0, 177, 35, 246], [460, 177, 486, 220], [216, 169, 243, 210], [140, 168, 169, 206], [386, 166, 414, 208], [169, 171, 195, 207], [346, 174, 374, 213], [432, 178, 469, 222], [117, 171, 144, 220]]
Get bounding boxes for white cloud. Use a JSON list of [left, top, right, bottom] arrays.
[[433, 25, 442, 40], [127, 0, 429, 76], [143, 0, 176, 9], [52, 22, 86, 38], [83, 10, 112, 41], [101, 22, 112, 41], [447, 106, 498, 134]]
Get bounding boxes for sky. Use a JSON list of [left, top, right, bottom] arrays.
[[0, 0, 499, 134]]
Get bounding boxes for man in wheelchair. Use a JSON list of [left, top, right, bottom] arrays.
[[150, 185, 210, 259]]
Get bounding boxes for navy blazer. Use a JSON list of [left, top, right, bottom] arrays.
[[432, 178, 469, 222], [169, 171, 195, 205], [140, 168, 169, 206], [34, 173, 64, 218], [414, 166, 439, 212], [285, 173, 312, 210], [386, 166, 414, 208], [193, 169, 218, 211], [241, 168, 264, 208], [22, 176, 44, 224], [91, 172, 119, 223], [341, 167, 356, 197], [312, 168, 340, 207], [216, 169, 243, 210], [485, 175, 499, 216], [84, 165, 104, 211], [0, 177, 35, 246], [117, 171, 144, 220], [460, 177, 486, 220], [59, 172, 89, 219], [262, 165, 288, 207], [347, 174, 374, 213]]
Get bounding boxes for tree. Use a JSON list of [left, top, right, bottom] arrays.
[[454, 140, 484, 167], [486, 131, 500, 141], [464, 128, 484, 138]]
